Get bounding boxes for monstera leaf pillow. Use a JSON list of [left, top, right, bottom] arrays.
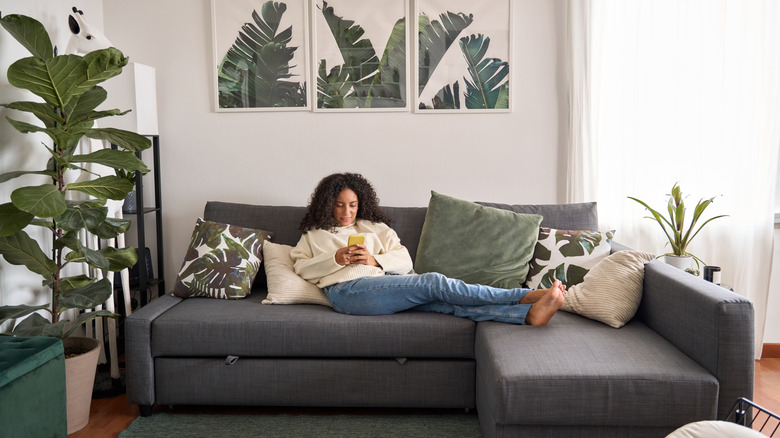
[[525, 228, 615, 289], [173, 218, 271, 299]]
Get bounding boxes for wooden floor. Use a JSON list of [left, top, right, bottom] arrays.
[[70, 358, 780, 437]]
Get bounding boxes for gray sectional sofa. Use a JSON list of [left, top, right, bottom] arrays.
[[125, 200, 755, 437]]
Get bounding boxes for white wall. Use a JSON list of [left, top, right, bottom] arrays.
[[99, 0, 562, 288]]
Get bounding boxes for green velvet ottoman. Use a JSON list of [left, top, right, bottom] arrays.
[[0, 336, 67, 437]]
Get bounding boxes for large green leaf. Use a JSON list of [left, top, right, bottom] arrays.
[[64, 239, 110, 270], [459, 34, 509, 109], [11, 184, 67, 218], [80, 48, 127, 91], [88, 217, 131, 240], [59, 274, 95, 291], [0, 230, 57, 280], [0, 203, 35, 237], [319, 1, 381, 107], [56, 203, 107, 232], [85, 128, 150, 153], [62, 310, 117, 339], [100, 246, 138, 271], [70, 148, 149, 173], [68, 175, 133, 200], [5, 116, 47, 134], [3, 101, 64, 128], [65, 86, 111, 124], [0, 304, 49, 326], [58, 278, 112, 310], [7, 54, 87, 108], [417, 11, 473, 96], [10, 313, 66, 338], [44, 125, 90, 154], [0, 168, 55, 184], [0, 14, 53, 60]]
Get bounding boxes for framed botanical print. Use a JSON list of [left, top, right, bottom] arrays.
[[212, 0, 311, 111], [311, 0, 410, 111], [414, 0, 512, 112]]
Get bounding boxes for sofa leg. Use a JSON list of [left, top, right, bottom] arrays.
[[138, 405, 153, 417]]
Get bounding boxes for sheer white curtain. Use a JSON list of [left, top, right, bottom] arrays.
[[565, 0, 780, 358]]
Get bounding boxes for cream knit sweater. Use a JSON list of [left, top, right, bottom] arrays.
[[291, 220, 414, 288]]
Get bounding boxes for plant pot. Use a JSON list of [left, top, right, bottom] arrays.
[[64, 337, 101, 434], [664, 255, 692, 270]]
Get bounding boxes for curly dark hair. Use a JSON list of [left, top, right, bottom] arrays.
[[299, 173, 391, 232]]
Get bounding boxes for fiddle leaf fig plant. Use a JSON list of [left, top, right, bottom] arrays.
[[628, 183, 727, 269], [0, 14, 150, 339]]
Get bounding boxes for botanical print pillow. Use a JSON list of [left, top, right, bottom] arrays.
[[526, 228, 615, 289], [173, 218, 271, 299]]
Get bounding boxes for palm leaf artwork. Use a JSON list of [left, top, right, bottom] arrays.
[[218, 1, 307, 109], [459, 34, 509, 110], [416, 10, 510, 110], [316, 1, 406, 108], [417, 11, 474, 108]]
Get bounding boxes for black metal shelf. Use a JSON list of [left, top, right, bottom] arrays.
[[125, 135, 164, 307]]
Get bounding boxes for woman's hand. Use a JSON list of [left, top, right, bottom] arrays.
[[336, 245, 380, 267]]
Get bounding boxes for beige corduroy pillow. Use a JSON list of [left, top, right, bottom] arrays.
[[262, 242, 333, 307], [561, 250, 655, 328]]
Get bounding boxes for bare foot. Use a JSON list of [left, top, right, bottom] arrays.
[[525, 280, 565, 326], [519, 282, 567, 304]]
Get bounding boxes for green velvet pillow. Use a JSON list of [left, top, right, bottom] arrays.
[[414, 192, 543, 289]]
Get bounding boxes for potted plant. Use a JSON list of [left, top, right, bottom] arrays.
[[628, 183, 727, 273], [0, 14, 150, 433]]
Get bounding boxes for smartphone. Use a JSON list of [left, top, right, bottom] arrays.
[[348, 234, 365, 247]]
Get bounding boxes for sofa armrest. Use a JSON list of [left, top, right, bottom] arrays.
[[638, 260, 754, 420], [125, 294, 182, 410]]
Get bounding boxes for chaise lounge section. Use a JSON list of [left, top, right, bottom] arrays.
[[125, 200, 754, 437]]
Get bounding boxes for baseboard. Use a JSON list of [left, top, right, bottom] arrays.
[[762, 343, 780, 358]]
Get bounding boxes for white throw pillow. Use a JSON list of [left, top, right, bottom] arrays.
[[561, 250, 655, 328], [262, 241, 332, 307]]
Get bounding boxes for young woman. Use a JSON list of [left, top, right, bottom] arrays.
[[290, 173, 565, 325]]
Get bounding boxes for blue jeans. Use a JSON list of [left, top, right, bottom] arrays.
[[323, 272, 534, 324]]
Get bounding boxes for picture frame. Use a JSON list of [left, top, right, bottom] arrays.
[[211, 0, 311, 112], [311, 0, 411, 112], [414, 0, 512, 113]]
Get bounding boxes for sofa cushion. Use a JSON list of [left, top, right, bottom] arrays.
[[526, 228, 615, 289], [475, 313, 719, 429], [151, 292, 475, 359], [173, 218, 270, 299], [415, 191, 542, 289], [261, 241, 332, 306]]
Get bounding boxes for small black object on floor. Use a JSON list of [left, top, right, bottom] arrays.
[[92, 363, 126, 399]]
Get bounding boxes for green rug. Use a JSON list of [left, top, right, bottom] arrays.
[[119, 412, 482, 437]]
